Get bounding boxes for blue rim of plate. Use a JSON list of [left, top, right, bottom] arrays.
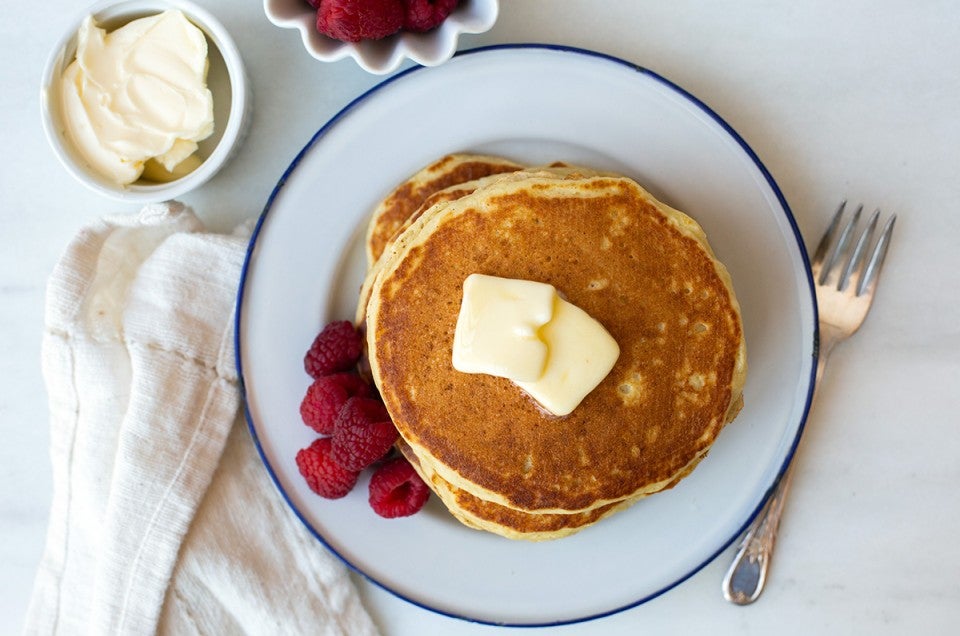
[[235, 43, 820, 628]]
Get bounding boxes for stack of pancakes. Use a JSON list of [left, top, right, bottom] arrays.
[[359, 154, 747, 541]]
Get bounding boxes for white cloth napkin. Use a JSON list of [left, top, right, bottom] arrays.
[[24, 202, 379, 636]]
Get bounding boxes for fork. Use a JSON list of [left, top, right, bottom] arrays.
[[721, 201, 896, 605]]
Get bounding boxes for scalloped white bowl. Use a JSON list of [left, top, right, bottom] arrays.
[[263, 0, 499, 74]]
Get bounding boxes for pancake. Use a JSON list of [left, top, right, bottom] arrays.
[[364, 153, 523, 267], [396, 438, 630, 540], [355, 166, 603, 325], [366, 172, 746, 517], [396, 438, 699, 541], [379, 163, 586, 254]]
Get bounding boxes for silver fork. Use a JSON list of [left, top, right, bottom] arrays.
[[721, 201, 896, 605]]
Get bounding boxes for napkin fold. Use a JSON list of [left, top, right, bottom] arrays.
[[24, 202, 378, 636]]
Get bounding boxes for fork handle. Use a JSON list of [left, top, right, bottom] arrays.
[[721, 330, 838, 604], [721, 462, 795, 604]]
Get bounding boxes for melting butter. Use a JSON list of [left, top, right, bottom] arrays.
[[452, 275, 554, 382], [452, 274, 620, 416]]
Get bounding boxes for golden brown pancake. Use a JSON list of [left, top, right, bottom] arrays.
[[356, 166, 602, 325], [397, 438, 701, 541], [364, 154, 523, 266], [396, 438, 633, 540], [366, 173, 746, 516], [380, 163, 583, 256]]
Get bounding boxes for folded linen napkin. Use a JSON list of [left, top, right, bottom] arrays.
[[24, 202, 378, 636]]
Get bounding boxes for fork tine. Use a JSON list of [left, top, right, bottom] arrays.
[[858, 214, 896, 296], [839, 209, 880, 292], [819, 203, 863, 285], [812, 201, 846, 271]]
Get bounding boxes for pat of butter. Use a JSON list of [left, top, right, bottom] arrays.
[[452, 274, 620, 416], [515, 299, 620, 416], [452, 275, 555, 382]]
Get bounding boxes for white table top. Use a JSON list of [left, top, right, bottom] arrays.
[[3, 1, 959, 634]]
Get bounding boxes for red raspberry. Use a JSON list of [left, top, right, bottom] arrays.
[[304, 320, 363, 379], [402, 0, 459, 32], [368, 457, 430, 518], [316, 0, 405, 42], [300, 372, 372, 435], [296, 437, 360, 499], [331, 397, 398, 471]]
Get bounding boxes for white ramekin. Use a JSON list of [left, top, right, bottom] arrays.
[[41, 0, 251, 203]]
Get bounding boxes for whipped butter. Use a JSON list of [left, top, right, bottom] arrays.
[[59, 10, 214, 185], [452, 274, 620, 416]]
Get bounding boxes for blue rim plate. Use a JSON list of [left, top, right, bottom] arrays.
[[235, 44, 818, 627]]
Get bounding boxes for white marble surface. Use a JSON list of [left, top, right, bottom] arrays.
[[3, 1, 959, 634]]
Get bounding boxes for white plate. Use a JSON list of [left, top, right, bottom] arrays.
[[237, 45, 817, 626]]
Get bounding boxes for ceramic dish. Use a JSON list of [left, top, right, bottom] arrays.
[[236, 45, 818, 626], [263, 0, 499, 74], [40, 0, 251, 203]]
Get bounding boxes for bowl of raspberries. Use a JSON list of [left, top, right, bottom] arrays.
[[264, 0, 499, 74]]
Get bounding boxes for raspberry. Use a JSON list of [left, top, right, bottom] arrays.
[[402, 0, 459, 32], [316, 0, 405, 42], [304, 320, 363, 378], [331, 397, 398, 471], [368, 457, 430, 518], [296, 437, 360, 499], [300, 372, 372, 434]]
